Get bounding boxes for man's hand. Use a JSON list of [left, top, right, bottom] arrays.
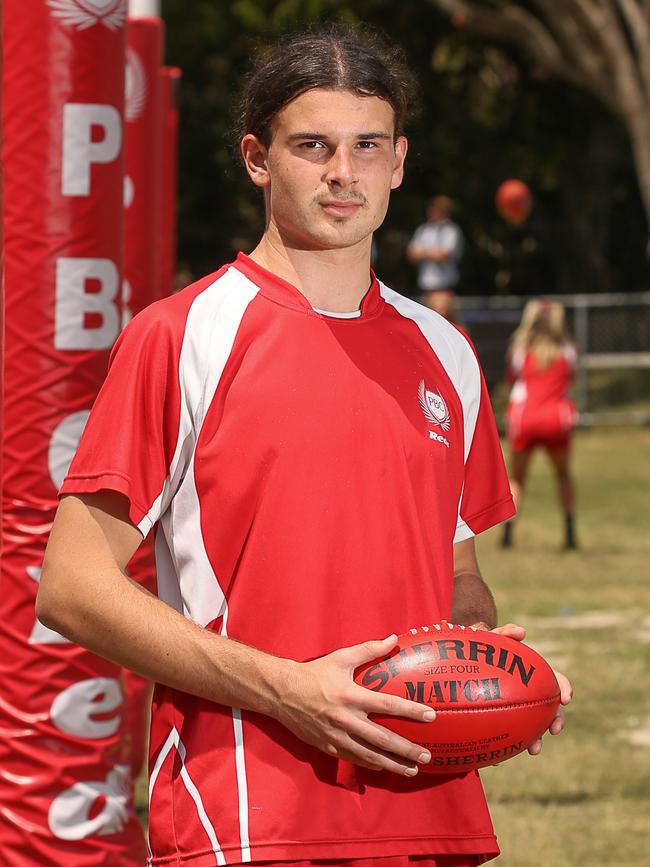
[[273, 635, 435, 777], [486, 622, 573, 754]]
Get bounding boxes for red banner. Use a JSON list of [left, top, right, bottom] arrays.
[[1, 1, 145, 862]]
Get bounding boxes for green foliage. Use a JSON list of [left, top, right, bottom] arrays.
[[162, 0, 647, 296]]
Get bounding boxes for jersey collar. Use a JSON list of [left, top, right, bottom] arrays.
[[232, 252, 383, 319]]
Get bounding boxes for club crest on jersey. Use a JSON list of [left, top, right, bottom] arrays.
[[46, 0, 127, 31], [419, 380, 451, 432]]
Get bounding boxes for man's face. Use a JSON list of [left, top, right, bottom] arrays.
[[242, 88, 407, 251]]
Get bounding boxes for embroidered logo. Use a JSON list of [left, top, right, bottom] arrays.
[[46, 0, 127, 31], [418, 380, 450, 431], [419, 380, 450, 448]]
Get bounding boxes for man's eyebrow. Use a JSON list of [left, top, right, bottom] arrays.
[[357, 132, 392, 141], [287, 132, 392, 141]]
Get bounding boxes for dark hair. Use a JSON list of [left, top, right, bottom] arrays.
[[237, 23, 417, 147]]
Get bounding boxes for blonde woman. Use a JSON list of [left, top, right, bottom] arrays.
[[501, 300, 578, 549]]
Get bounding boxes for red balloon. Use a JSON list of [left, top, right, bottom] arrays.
[[496, 179, 533, 224]]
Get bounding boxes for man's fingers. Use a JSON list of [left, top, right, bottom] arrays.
[[359, 686, 436, 722], [491, 622, 526, 641], [338, 634, 398, 668], [553, 669, 573, 705], [344, 715, 432, 767], [335, 731, 423, 777], [527, 706, 565, 757], [527, 737, 543, 756]]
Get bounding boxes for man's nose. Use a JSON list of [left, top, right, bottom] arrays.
[[324, 146, 357, 187]]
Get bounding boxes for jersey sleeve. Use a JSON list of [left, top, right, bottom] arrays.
[[60, 304, 184, 537], [454, 354, 515, 543]]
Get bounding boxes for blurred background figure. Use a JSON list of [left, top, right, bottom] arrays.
[[501, 299, 578, 550], [174, 264, 195, 293], [407, 195, 463, 320]]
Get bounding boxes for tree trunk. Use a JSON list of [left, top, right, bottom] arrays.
[[621, 107, 650, 252]]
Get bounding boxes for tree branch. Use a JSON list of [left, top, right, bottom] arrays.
[[534, 0, 613, 96], [428, 0, 618, 112], [616, 0, 650, 100], [584, 0, 647, 116]]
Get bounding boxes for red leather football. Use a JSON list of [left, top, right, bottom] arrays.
[[354, 622, 560, 773]]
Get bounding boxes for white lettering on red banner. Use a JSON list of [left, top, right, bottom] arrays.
[[62, 103, 122, 197], [28, 566, 71, 645], [48, 764, 130, 840], [121, 278, 133, 329], [48, 410, 91, 488], [50, 677, 124, 739], [54, 257, 120, 349]]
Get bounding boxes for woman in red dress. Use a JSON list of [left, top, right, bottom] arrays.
[[501, 300, 578, 549]]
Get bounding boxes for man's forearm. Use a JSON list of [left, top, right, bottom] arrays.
[[37, 499, 298, 719], [37, 497, 439, 777], [450, 570, 497, 629], [41, 567, 298, 715]]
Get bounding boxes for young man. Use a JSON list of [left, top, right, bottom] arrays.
[[38, 25, 570, 867], [407, 196, 464, 320]]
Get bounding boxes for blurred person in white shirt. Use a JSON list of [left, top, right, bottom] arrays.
[[407, 195, 463, 320]]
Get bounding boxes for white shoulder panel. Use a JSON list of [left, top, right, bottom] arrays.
[[155, 267, 259, 628], [379, 283, 482, 462]]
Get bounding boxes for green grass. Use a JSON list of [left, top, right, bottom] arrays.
[[476, 427, 650, 866]]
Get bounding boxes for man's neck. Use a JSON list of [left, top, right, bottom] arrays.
[[248, 233, 374, 313]]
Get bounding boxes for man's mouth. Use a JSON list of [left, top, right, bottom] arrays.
[[320, 199, 364, 217]]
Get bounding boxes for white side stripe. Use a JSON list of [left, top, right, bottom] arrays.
[[148, 728, 226, 866], [152, 268, 259, 864], [155, 268, 259, 625], [231, 708, 251, 863], [220, 610, 252, 862]]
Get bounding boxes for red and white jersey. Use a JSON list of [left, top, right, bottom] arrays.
[[61, 254, 514, 867], [507, 345, 578, 446]]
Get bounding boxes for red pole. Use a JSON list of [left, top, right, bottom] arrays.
[[0, 0, 4, 563], [123, 15, 164, 319], [0, 0, 145, 861], [158, 66, 182, 297]]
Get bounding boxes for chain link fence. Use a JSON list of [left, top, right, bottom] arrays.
[[456, 291, 650, 427]]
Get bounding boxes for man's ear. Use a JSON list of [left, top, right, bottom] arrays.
[[390, 135, 408, 190], [241, 134, 270, 189]]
